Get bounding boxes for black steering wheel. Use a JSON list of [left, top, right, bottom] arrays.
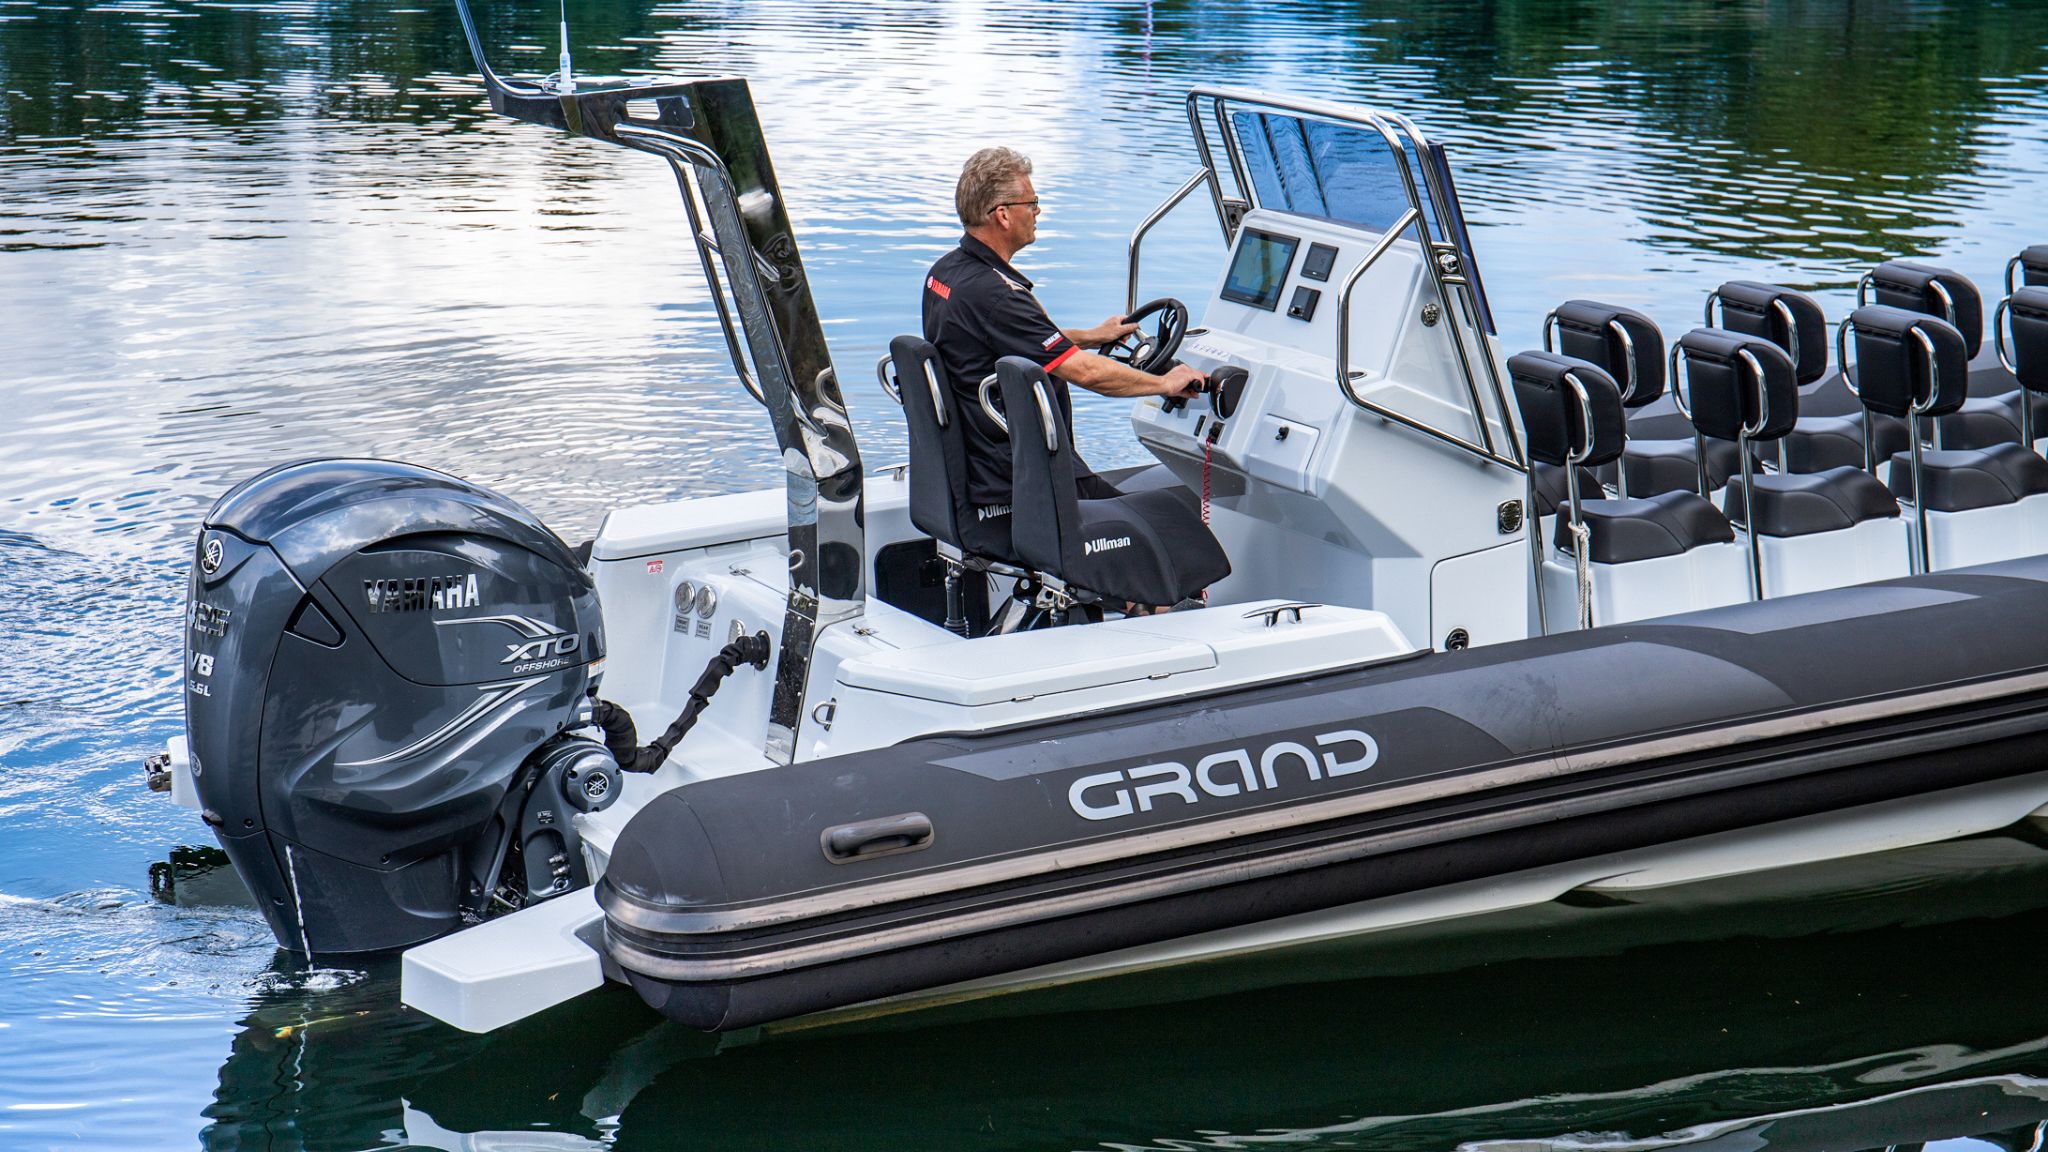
[[1102, 297, 1189, 374]]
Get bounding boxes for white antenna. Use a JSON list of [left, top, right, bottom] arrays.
[[556, 0, 575, 92]]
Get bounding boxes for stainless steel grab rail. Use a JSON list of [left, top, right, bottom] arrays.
[[1125, 170, 1210, 315], [1334, 208, 1420, 395], [674, 177, 767, 408], [1994, 296, 2033, 449], [977, 373, 1006, 434], [875, 354, 901, 405]]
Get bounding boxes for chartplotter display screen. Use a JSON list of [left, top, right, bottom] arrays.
[[1220, 229, 1300, 311]]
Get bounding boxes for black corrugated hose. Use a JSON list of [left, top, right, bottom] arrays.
[[591, 630, 771, 774]]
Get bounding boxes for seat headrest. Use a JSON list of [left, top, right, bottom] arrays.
[[1674, 328, 1798, 444], [1848, 304, 1970, 420], [1868, 260, 1983, 359], [2020, 245, 2048, 289], [996, 355, 1060, 455], [889, 334, 974, 550], [1712, 281, 1830, 385], [1506, 350, 1626, 469], [2003, 285, 2048, 394], [889, 335, 949, 428], [1548, 300, 1665, 407]]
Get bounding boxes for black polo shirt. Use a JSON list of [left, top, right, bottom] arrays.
[[923, 233, 1098, 507]]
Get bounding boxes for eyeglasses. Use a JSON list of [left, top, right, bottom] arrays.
[[990, 199, 1041, 214]]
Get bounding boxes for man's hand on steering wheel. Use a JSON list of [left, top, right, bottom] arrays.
[[1074, 314, 1141, 349], [1102, 298, 1190, 375]]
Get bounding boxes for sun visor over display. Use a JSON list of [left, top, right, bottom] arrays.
[[1228, 111, 1494, 334]]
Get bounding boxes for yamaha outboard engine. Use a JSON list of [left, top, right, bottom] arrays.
[[184, 459, 615, 955]]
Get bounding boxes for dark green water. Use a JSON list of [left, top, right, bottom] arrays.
[[5, 1, 2048, 1147]]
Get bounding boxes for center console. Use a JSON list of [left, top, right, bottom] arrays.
[[1129, 209, 1531, 650]]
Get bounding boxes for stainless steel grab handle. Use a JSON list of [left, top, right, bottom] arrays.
[[1333, 206, 1422, 395], [978, 373, 1007, 435], [876, 354, 901, 405]]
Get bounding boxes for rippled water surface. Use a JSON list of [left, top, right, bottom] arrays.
[[6, 1, 2048, 1148]]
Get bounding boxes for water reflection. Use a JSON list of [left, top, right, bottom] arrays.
[[12, 1, 2048, 271], [187, 835, 2048, 1150]]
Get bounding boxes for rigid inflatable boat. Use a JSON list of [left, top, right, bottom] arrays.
[[148, 1, 2048, 1034]]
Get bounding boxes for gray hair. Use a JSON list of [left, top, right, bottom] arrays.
[[955, 147, 1032, 228]]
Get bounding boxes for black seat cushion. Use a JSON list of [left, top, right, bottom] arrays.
[[1061, 488, 1231, 608], [1777, 413, 1909, 473], [999, 356, 1229, 607], [1722, 466, 1899, 537], [1792, 371, 1861, 417], [1930, 386, 2048, 449], [1554, 489, 1734, 564], [1625, 393, 1808, 455], [1621, 395, 1692, 439], [1967, 356, 2024, 398], [1886, 443, 2048, 513], [1602, 437, 1740, 496], [1532, 462, 1605, 518], [1933, 395, 2023, 450], [2004, 383, 2048, 434], [1810, 358, 2031, 453]]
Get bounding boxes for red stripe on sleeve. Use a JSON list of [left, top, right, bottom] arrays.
[[1044, 345, 1078, 372]]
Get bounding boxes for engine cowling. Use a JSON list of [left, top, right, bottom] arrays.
[[183, 458, 605, 955]]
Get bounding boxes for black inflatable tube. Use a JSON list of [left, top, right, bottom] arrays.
[[599, 560, 2048, 1030], [614, 714, 2048, 1031]]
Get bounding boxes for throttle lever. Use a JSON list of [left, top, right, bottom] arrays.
[[1208, 365, 1251, 421], [1157, 358, 1198, 413]]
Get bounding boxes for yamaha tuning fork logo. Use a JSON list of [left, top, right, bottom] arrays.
[[198, 534, 224, 575]]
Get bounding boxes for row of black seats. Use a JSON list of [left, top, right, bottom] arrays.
[[1516, 322, 1904, 581], [1528, 251, 2048, 568], [1545, 250, 2048, 500], [1514, 270, 2048, 611]]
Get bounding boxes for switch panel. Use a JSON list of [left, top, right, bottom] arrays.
[[1286, 286, 1320, 322]]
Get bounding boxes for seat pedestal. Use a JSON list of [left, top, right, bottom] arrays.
[[1740, 518, 1911, 599], [1540, 542, 1749, 632], [1904, 493, 2048, 571]]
